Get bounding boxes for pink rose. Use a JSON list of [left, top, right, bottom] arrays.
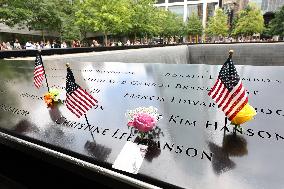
[[127, 113, 156, 132]]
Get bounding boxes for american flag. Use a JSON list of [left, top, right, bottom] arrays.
[[66, 66, 98, 118], [34, 54, 44, 88], [208, 58, 248, 121]]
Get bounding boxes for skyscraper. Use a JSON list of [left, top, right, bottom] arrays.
[[155, 0, 219, 28], [261, 0, 284, 12]]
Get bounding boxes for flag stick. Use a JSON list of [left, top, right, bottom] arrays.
[[38, 50, 50, 92], [84, 114, 95, 141], [66, 63, 95, 141]]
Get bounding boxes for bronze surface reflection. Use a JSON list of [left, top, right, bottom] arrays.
[[208, 142, 236, 174], [84, 141, 111, 162], [48, 106, 63, 123], [223, 133, 248, 157], [12, 119, 39, 134]]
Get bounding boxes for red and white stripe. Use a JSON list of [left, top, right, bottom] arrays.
[[66, 87, 98, 118], [34, 65, 44, 88], [208, 79, 248, 120]]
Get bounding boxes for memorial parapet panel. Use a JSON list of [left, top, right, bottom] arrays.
[[0, 59, 284, 189]]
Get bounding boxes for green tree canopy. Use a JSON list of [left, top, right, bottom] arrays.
[[0, 0, 65, 41], [128, 0, 159, 39], [157, 10, 185, 38], [232, 3, 264, 36], [75, 0, 132, 46], [269, 5, 284, 37], [186, 13, 203, 36], [57, 0, 81, 43], [206, 8, 229, 37]]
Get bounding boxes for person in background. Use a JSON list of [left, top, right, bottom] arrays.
[[75, 40, 81, 47], [13, 39, 22, 49], [91, 39, 101, 47], [25, 41, 34, 49], [71, 40, 76, 48], [1, 42, 8, 50], [61, 41, 67, 48], [51, 40, 60, 48], [126, 40, 131, 46], [6, 42, 12, 50], [40, 41, 45, 49], [44, 41, 51, 49], [91, 39, 96, 47], [35, 42, 41, 50]]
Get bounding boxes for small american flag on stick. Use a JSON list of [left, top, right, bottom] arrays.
[[34, 54, 45, 88], [208, 50, 248, 121], [65, 63, 98, 118]]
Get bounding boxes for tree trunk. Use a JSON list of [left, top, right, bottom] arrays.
[[145, 34, 148, 44], [196, 35, 198, 43], [42, 30, 45, 43], [189, 35, 192, 43]]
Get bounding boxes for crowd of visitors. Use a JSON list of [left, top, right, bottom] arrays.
[[0, 38, 153, 50], [0, 36, 282, 51], [0, 39, 69, 50]]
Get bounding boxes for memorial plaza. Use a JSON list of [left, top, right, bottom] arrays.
[[0, 0, 284, 188]]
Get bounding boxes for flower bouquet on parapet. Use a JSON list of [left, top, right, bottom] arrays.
[[43, 88, 63, 108], [126, 106, 163, 141], [125, 106, 164, 162]]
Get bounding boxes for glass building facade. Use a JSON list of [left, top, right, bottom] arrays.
[[250, 0, 284, 13], [155, 0, 219, 27]]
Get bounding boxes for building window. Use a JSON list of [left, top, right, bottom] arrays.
[[168, 5, 184, 16], [168, 0, 184, 3], [156, 0, 165, 4], [187, 4, 203, 20], [207, 3, 216, 19]]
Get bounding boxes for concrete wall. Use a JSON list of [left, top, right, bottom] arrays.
[[11, 43, 284, 66], [187, 43, 284, 66], [41, 45, 190, 65]]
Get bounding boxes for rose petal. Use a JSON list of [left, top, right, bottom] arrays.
[[127, 122, 135, 127]]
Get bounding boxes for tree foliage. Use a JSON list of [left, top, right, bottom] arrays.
[[128, 0, 159, 38], [186, 13, 203, 36], [157, 10, 185, 38], [269, 5, 284, 37], [0, 0, 65, 40], [75, 0, 132, 45], [57, 0, 81, 42], [232, 3, 264, 36], [206, 8, 229, 37], [0, 0, 62, 30]]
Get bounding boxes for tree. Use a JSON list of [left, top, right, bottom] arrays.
[[206, 8, 229, 39], [186, 13, 203, 42], [157, 10, 185, 41], [269, 5, 284, 37], [0, 0, 63, 41], [75, 0, 132, 46], [232, 3, 264, 37], [0, 0, 31, 27], [57, 0, 81, 43], [128, 0, 159, 40]]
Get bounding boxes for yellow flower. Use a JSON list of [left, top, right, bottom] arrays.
[[44, 92, 54, 107], [231, 103, 257, 125]]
